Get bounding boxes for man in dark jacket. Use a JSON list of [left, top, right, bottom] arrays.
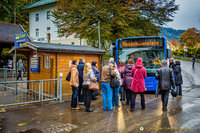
[[156, 60, 175, 111], [192, 55, 196, 67], [77, 57, 85, 104], [174, 61, 183, 95]]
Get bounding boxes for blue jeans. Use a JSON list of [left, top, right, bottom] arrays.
[[113, 87, 120, 106], [101, 82, 113, 111]]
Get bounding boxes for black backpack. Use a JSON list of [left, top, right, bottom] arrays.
[[66, 71, 71, 81], [109, 66, 120, 88]]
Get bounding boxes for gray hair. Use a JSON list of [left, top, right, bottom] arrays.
[[162, 60, 167, 66], [109, 58, 114, 63], [80, 57, 84, 62]]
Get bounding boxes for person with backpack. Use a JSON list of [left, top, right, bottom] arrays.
[[174, 61, 183, 96], [17, 58, 25, 80], [101, 60, 117, 111], [69, 59, 79, 110], [112, 62, 122, 107], [156, 60, 175, 111], [120, 59, 134, 105], [130, 58, 147, 111]]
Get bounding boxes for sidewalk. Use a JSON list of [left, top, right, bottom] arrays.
[[0, 94, 157, 133]]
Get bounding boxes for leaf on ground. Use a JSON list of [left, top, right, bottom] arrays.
[[18, 123, 26, 126]]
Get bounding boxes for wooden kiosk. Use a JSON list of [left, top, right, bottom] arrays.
[[10, 42, 105, 94]]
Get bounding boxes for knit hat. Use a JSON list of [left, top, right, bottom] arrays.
[[109, 58, 114, 63], [136, 58, 143, 63]]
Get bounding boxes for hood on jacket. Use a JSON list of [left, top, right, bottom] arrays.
[[135, 62, 143, 68], [70, 64, 77, 69], [125, 64, 134, 70], [175, 61, 181, 65], [135, 58, 143, 68], [79, 61, 84, 65]]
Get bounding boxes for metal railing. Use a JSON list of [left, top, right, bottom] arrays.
[[0, 68, 16, 82], [0, 76, 62, 107]]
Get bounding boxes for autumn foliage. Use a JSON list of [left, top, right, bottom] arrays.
[[52, 0, 178, 49]]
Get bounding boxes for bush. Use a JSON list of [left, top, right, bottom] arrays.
[[173, 47, 200, 59]]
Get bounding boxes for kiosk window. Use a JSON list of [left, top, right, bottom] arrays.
[[44, 55, 50, 69]]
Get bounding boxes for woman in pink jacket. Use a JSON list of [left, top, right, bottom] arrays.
[[130, 58, 147, 111]]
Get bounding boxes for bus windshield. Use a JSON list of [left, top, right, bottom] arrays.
[[118, 47, 164, 74]]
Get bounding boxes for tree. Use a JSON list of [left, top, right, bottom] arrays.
[[0, 0, 32, 32], [179, 28, 200, 48], [52, 0, 178, 49], [171, 39, 178, 47]]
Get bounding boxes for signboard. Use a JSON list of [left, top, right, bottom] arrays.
[[119, 37, 164, 48], [184, 49, 188, 52], [14, 32, 27, 48], [183, 45, 187, 49], [30, 58, 39, 73]]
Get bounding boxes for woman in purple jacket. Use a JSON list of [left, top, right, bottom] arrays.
[[120, 59, 134, 105], [91, 61, 100, 100]]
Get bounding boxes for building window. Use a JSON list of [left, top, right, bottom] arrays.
[[36, 13, 39, 21], [36, 29, 39, 37], [47, 11, 50, 20], [43, 55, 50, 69], [47, 27, 50, 31], [71, 42, 75, 45]]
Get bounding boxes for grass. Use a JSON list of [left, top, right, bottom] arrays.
[[173, 58, 200, 63]]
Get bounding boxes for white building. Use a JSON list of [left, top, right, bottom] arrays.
[[23, 0, 87, 45]]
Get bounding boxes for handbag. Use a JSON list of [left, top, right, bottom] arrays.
[[66, 71, 71, 81], [89, 82, 99, 90], [109, 66, 120, 88], [171, 87, 177, 97]]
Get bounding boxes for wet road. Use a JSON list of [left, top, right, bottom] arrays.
[[0, 60, 200, 133]]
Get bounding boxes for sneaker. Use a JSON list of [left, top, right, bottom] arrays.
[[78, 102, 84, 105], [85, 108, 93, 112], [72, 107, 79, 110]]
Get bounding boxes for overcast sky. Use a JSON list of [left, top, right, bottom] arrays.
[[166, 0, 200, 30]]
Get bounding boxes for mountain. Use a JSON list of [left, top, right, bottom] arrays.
[[159, 27, 185, 42]]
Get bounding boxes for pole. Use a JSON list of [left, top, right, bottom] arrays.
[[15, 48, 18, 94], [98, 19, 101, 49]]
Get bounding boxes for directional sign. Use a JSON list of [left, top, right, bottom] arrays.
[[14, 32, 27, 48]]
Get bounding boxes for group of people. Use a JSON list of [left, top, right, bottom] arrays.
[[68, 57, 183, 112], [69, 57, 100, 112]]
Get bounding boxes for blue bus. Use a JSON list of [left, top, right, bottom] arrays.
[[109, 36, 172, 91]]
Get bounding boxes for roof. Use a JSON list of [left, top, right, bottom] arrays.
[[16, 41, 105, 55], [22, 0, 56, 10], [0, 22, 31, 44]]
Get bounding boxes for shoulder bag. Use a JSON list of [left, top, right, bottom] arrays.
[[66, 71, 71, 81], [109, 66, 120, 88]]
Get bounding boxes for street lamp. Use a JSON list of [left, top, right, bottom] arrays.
[[98, 19, 101, 49]]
